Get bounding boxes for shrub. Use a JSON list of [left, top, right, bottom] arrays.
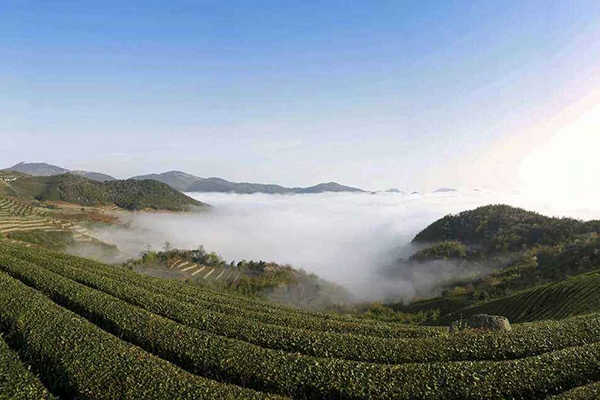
[[0, 335, 54, 400], [0, 271, 276, 400]]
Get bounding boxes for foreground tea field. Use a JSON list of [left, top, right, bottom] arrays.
[[437, 271, 600, 325], [1, 241, 600, 399]]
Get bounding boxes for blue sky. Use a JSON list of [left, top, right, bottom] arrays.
[[2, 1, 600, 191]]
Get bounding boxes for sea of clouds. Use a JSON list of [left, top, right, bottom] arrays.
[[90, 190, 600, 301]]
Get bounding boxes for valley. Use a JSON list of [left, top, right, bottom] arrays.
[[1, 179, 600, 398]]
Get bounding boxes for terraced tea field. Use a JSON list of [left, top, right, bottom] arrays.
[[0, 196, 94, 242], [1, 241, 600, 398], [166, 258, 241, 283], [437, 271, 600, 325]]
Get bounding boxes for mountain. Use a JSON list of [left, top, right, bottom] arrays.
[[187, 177, 292, 194], [5, 162, 116, 182], [385, 188, 403, 193], [433, 187, 457, 193], [70, 170, 116, 182], [297, 182, 363, 194], [0, 174, 206, 211], [130, 171, 203, 192], [7, 162, 69, 176], [134, 172, 365, 194]]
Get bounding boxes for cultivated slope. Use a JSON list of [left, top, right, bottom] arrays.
[[1, 240, 600, 398], [437, 271, 600, 325]]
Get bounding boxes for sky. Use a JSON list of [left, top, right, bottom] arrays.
[[2, 0, 600, 192]]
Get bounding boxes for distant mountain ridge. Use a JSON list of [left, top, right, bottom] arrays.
[[70, 170, 116, 182], [7, 162, 69, 177], [433, 187, 457, 193], [6, 162, 116, 182], [5, 163, 433, 194], [130, 171, 203, 192], [132, 171, 365, 194]]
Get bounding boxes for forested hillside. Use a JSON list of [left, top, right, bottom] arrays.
[[413, 204, 600, 253], [391, 205, 600, 327], [0, 174, 206, 211]]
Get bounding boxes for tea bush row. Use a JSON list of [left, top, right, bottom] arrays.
[[0, 270, 278, 400]]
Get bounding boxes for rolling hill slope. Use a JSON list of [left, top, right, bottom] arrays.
[[0, 174, 206, 211], [413, 204, 600, 252], [437, 271, 600, 325], [2, 240, 600, 398]]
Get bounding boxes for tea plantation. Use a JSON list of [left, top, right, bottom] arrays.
[[2, 240, 600, 399]]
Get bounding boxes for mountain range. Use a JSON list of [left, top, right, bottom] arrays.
[[3, 163, 366, 194], [131, 171, 365, 194], [4, 163, 458, 195]]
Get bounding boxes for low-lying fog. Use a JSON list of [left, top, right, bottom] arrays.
[[91, 191, 600, 301]]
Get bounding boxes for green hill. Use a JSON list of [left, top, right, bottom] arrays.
[[0, 174, 206, 211], [413, 204, 600, 253], [2, 240, 600, 398], [128, 246, 353, 310], [389, 205, 600, 327]]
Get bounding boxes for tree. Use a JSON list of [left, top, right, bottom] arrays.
[[143, 244, 152, 255]]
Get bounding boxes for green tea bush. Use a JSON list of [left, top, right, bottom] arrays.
[[0, 335, 54, 400], [3, 249, 600, 398], [549, 380, 600, 399], [2, 242, 443, 339], [11, 247, 600, 365], [0, 271, 279, 400]]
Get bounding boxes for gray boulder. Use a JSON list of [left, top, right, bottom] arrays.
[[450, 314, 512, 333]]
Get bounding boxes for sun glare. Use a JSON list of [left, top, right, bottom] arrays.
[[519, 102, 600, 211]]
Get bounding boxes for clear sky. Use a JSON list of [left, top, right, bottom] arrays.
[[2, 0, 600, 191]]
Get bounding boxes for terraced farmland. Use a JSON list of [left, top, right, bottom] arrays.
[[167, 258, 241, 283], [437, 271, 600, 325], [0, 196, 94, 242], [1, 241, 600, 398]]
